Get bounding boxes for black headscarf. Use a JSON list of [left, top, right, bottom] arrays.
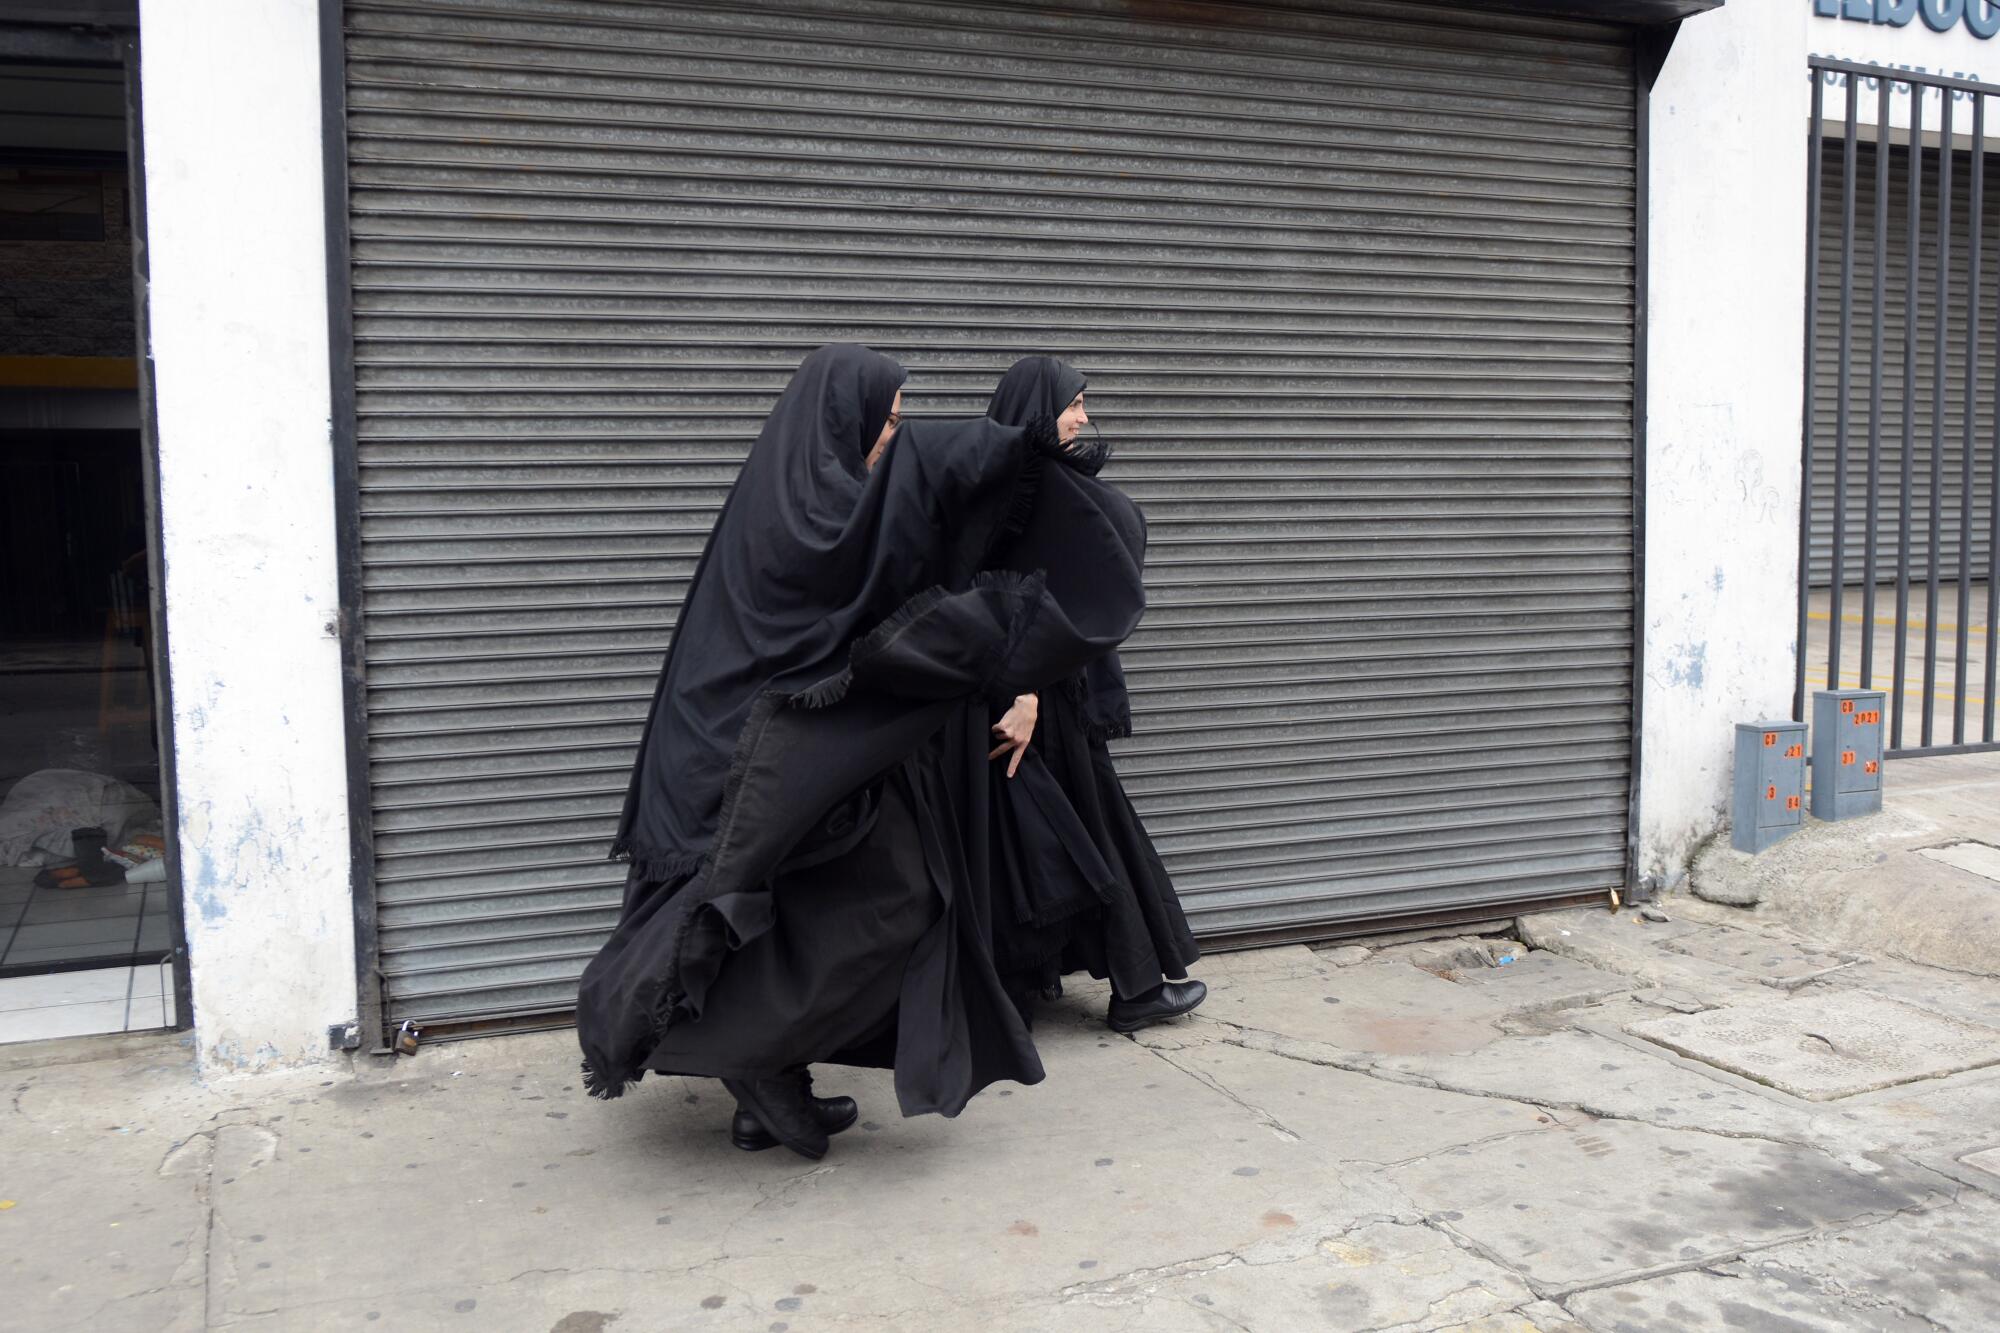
[[614, 344, 1037, 878], [987, 356, 1134, 741], [987, 355, 1109, 475]]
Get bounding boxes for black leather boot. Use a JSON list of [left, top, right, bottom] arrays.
[[729, 1069, 857, 1153], [1107, 978, 1208, 1034], [721, 1070, 839, 1159]]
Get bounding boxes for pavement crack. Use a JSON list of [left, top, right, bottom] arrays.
[[504, 1264, 662, 1284], [1346, 1280, 1522, 1333], [1059, 1250, 1245, 1301], [1200, 1020, 1820, 1154], [1543, 1193, 1959, 1303], [1769, 1261, 1956, 1333], [717, 1162, 837, 1250], [1417, 1212, 1554, 1302], [1370, 1124, 1563, 1171], [1144, 1044, 1302, 1143]]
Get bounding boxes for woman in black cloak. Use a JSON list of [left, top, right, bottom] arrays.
[[576, 345, 1147, 1159], [982, 356, 1206, 1034]]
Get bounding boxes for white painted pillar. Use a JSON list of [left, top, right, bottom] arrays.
[[140, 0, 357, 1071], [1638, 5, 1814, 883]]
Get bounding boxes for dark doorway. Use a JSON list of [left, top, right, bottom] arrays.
[[0, 54, 175, 1039]]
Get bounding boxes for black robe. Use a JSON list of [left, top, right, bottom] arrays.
[[577, 346, 1146, 1117], [983, 357, 1201, 1003]]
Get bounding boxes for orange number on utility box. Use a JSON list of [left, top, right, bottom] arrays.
[[1841, 751, 1856, 766]]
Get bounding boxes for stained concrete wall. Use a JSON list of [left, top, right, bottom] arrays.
[[1640, 3, 2000, 883], [140, 0, 355, 1071], [1638, 3, 1815, 883]]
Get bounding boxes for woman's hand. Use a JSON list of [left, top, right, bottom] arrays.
[[988, 692, 1039, 778]]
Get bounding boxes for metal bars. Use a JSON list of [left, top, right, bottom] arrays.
[[1804, 57, 2000, 757], [1861, 74, 1890, 689]]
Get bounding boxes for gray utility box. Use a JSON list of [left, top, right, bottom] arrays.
[[1732, 720, 1807, 852], [1811, 689, 1885, 821]]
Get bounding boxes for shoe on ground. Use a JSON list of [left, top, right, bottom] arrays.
[[1107, 978, 1208, 1034], [720, 1072, 833, 1160], [730, 1069, 857, 1153]]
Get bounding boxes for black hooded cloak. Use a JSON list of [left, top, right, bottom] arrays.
[[983, 356, 1201, 1003], [578, 345, 1148, 1116]]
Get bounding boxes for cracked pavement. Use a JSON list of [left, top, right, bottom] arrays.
[[6, 902, 2000, 1331]]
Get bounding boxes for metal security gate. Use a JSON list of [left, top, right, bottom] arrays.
[[1809, 140, 2000, 590], [337, 0, 1641, 1030], [1802, 59, 2000, 756]]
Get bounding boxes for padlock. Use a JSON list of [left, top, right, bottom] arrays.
[[393, 1018, 422, 1057]]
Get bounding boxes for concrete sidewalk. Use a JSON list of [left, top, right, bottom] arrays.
[[7, 905, 2000, 1332]]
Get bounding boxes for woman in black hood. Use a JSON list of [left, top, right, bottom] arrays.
[[983, 356, 1205, 1033], [577, 345, 1149, 1158]]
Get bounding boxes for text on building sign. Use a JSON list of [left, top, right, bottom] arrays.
[[1816, 0, 2000, 39]]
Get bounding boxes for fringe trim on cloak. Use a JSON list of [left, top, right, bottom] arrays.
[[1056, 673, 1134, 745], [985, 413, 1056, 566], [579, 1058, 643, 1100], [582, 567, 1053, 1100]]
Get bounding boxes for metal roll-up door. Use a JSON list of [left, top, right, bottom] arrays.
[[339, 0, 1638, 1031], [1811, 135, 2000, 588]]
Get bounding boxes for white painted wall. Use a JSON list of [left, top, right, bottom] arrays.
[[1638, 2, 1815, 882], [1640, 3, 2000, 882], [141, 0, 355, 1071]]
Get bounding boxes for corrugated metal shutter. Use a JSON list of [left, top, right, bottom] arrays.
[[1810, 134, 2000, 587], [339, 0, 1638, 1029]]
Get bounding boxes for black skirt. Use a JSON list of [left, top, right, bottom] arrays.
[[992, 685, 1200, 1003], [642, 768, 936, 1081], [633, 714, 1046, 1118]]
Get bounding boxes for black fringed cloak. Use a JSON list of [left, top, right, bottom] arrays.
[[983, 356, 1201, 1002], [986, 356, 1129, 741], [611, 343, 920, 881], [578, 345, 1147, 1116]]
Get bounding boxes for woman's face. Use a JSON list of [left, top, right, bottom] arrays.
[[865, 391, 903, 471], [1058, 392, 1088, 447]]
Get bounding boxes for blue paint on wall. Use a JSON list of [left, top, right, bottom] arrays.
[[1664, 640, 1710, 691]]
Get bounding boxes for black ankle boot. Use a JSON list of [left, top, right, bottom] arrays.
[[1107, 978, 1208, 1034], [730, 1069, 857, 1153], [721, 1070, 836, 1160]]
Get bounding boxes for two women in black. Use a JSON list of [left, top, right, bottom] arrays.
[[575, 347, 1204, 1159]]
